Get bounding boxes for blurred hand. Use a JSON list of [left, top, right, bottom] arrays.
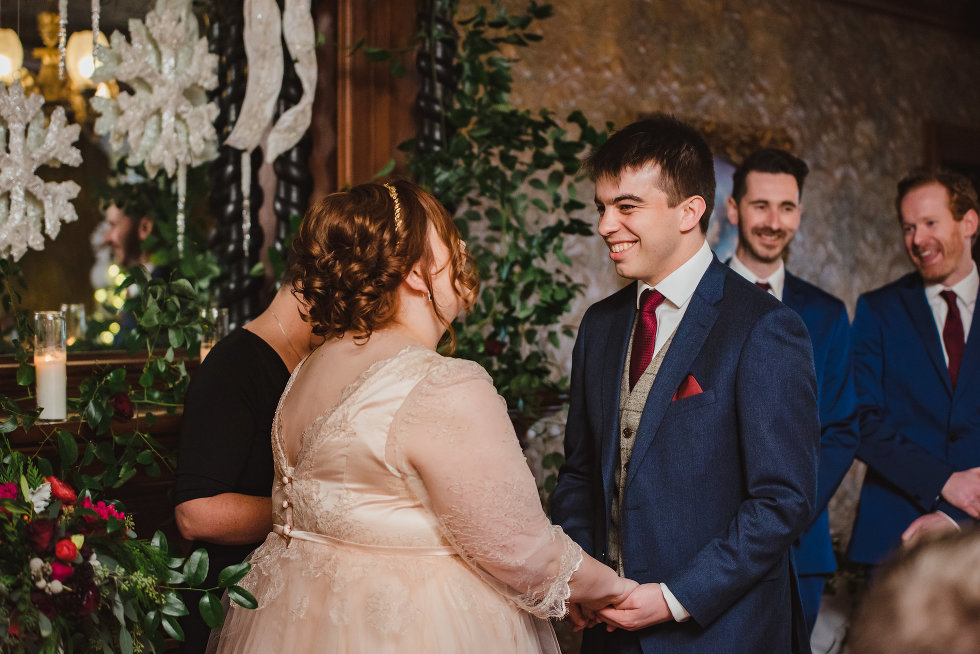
[[942, 468, 980, 518], [597, 583, 673, 631], [566, 603, 599, 632], [901, 511, 959, 545]]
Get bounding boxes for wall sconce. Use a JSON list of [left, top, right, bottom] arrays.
[[65, 30, 108, 90], [0, 28, 24, 85]]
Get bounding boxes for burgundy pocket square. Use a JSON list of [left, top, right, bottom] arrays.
[[671, 375, 703, 401]]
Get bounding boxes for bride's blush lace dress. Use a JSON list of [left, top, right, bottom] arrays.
[[210, 345, 582, 653]]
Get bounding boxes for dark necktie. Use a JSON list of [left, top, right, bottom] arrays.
[[940, 290, 964, 388], [755, 281, 772, 293], [630, 289, 666, 390]]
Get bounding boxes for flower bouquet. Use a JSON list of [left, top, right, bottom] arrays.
[[0, 452, 254, 653]]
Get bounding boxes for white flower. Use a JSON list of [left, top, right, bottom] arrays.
[[35, 578, 47, 590], [29, 557, 44, 575], [47, 580, 63, 594], [28, 482, 52, 513], [88, 553, 100, 568]]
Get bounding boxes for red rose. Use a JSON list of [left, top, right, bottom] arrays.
[[46, 476, 77, 505], [7, 621, 18, 637], [26, 518, 55, 552], [51, 561, 74, 581], [109, 392, 134, 421], [484, 337, 505, 356], [54, 538, 78, 562]]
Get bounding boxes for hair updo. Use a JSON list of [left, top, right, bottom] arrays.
[[288, 179, 478, 346]]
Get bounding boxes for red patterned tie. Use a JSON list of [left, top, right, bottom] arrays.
[[755, 281, 772, 293], [630, 289, 666, 390], [940, 290, 964, 388]]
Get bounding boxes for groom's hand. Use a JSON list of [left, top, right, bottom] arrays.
[[566, 603, 598, 632], [598, 583, 673, 631]]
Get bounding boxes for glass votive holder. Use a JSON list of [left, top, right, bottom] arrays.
[[60, 303, 87, 347], [200, 307, 229, 361], [34, 311, 67, 420]]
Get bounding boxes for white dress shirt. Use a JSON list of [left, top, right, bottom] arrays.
[[631, 239, 714, 623], [728, 255, 786, 302], [924, 261, 978, 363]]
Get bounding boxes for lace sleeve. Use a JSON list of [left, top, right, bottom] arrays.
[[390, 359, 583, 620]]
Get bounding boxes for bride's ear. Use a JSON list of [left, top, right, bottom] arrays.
[[403, 263, 428, 295]]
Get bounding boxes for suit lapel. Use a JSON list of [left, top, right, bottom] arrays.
[[953, 284, 980, 401], [782, 272, 809, 317], [898, 277, 952, 394], [626, 259, 723, 489], [599, 287, 636, 499]]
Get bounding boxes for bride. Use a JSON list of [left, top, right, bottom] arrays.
[[211, 180, 634, 652]]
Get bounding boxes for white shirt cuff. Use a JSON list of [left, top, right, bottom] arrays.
[[659, 583, 690, 622], [938, 511, 962, 530]]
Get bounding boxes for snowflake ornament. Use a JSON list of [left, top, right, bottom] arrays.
[[0, 81, 82, 261], [92, 0, 219, 179]]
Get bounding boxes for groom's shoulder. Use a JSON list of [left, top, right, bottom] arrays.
[[585, 283, 636, 320]]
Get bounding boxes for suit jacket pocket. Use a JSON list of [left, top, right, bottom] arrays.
[[664, 388, 716, 416]]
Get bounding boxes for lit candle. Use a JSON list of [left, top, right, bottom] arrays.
[[35, 351, 67, 420], [34, 311, 67, 420]]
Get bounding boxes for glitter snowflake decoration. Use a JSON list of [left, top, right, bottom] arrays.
[[0, 81, 82, 261], [92, 0, 219, 178]]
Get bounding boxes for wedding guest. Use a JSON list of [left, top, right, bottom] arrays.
[[211, 180, 635, 653], [849, 168, 980, 567], [174, 277, 318, 654], [551, 116, 819, 653], [849, 528, 980, 654], [725, 147, 858, 633]]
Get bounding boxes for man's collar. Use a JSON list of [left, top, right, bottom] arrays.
[[925, 260, 980, 306], [637, 240, 713, 309], [729, 254, 785, 300]]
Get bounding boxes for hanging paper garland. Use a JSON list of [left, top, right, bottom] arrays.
[[91, 0, 219, 256]]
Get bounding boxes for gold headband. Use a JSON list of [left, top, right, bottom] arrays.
[[384, 183, 403, 232]]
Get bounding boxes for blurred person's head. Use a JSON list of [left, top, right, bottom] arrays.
[[849, 528, 980, 654], [896, 168, 978, 287], [102, 204, 154, 268], [288, 180, 477, 351]]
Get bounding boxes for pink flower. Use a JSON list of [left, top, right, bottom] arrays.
[[0, 482, 17, 499], [50, 562, 74, 581], [81, 497, 126, 522]]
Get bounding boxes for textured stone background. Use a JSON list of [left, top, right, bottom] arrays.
[[460, 0, 980, 546]]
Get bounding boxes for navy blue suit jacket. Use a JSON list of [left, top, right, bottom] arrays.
[[782, 272, 859, 576], [552, 258, 819, 654], [850, 272, 980, 564]]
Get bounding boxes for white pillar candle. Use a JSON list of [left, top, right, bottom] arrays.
[[34, 351, 67, 420], [34, 311, 67, 421]]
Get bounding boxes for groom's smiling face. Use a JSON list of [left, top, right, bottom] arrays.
[[594, 164, 691, 287]]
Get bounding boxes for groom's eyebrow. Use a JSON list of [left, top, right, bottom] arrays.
[[613, 194, 644, 204]]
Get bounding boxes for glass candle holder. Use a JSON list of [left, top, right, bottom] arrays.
[[34, 311, 67, 420], [60, 303, 87, 347], [200, 307, 229, 361]]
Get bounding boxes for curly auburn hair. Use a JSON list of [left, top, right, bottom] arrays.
[[896, 167, 980, 244], [288, 180, 478, 347]]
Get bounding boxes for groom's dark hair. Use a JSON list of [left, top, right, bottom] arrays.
[[583, 114, 715, 233]]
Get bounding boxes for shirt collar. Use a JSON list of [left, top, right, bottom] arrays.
[[636, 240, 714, 309], [925, 261, 979, 307], [729, 254, 785, 300]]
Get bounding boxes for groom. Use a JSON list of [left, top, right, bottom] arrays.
[[551, 115, 819, 653]]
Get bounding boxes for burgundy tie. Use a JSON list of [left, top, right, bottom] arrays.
[[940, 290, 965, 388], [755, 281, 772, 293], [630, 289, 666, 390]]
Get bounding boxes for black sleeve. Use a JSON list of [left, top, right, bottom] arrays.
[[174, 329, 289, 504]]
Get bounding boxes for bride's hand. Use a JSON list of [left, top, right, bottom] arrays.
[[579, 576, 638, 612]]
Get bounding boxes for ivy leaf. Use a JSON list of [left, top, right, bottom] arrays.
[[199, 592, 225, 629], [57, 430, 78, 466], [182, 548, 210, 587], [218, 562, 251, 588], [16, 362, 34, 386], [228, 585, 258, 610]]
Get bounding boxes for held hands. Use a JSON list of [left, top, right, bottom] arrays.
[[942, 468, 980, 518], [567, 582, 674, 633], [567, 576, 637, 632]]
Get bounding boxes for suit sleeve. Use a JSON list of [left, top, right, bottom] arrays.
[[550, 312, 598, 556], [852, 297, 954, 511], [665, 307, 819, 626], [812, 303, 859, 518]]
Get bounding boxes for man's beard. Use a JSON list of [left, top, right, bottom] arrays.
[[738, 224, 791, 264]]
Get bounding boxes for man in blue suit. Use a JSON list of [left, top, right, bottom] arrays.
[[724, 148, 858, 634], [551, 115, 819, 653], [850, 168, 980, 564]]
